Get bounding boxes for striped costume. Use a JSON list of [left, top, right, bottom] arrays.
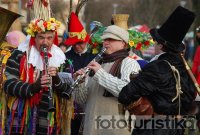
[[4, 48, 68, 135]]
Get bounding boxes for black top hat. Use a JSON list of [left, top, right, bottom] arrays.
[[150, 6, 195, 52], [0, 7, 21, 45]]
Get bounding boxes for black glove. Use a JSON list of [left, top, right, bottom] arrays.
[[52, 75, 61, 86], [29, 77, 41, 96]]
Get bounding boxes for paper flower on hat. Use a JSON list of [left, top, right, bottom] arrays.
[[26, 18, 61, 37], [89, 26, 106, 54], [89, 26, 154, 54], [128, 29, 154, 50]]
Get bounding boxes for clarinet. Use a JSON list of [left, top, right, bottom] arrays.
[[62, 47, 106, 99], [41, 46, 56, 112]]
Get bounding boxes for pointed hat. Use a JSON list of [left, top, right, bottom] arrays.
[[65, 12, 89, 46]]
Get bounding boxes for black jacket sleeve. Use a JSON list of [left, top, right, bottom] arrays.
[[3, 50, 41, 98], [52, 75, 69, 94], [118, 58, 196, 115]]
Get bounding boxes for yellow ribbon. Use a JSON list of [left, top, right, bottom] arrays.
[[68, 29, 87, 40], [7, 97, 17, 110], [1, 50, 11, 64], [55, 94, 60, 129]]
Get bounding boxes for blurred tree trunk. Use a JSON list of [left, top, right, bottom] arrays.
[[132, 0, 180, 28], [192, 0, 200, 46], [51, 0, 69, 27], [192, 0, 200, 28], [84, 0, 192, 31]]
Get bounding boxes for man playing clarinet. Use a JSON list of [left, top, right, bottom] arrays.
[[3, 1, 69, 134]]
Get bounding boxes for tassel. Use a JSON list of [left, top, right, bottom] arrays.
[[6, 112, 12, 135], [42, 0, 48, 7], [0, 127, 2, 135], [8, 111, 15, 135], [27, 0, 34, 8], [30, 37, 36, 46], [55, 95, 61, 134], [20, 100, 29, 134], [32, 106, 37, 135], [0, 91, 7, 135], [48, 112, 54, 135], [16, 99, 24, 133], [8, 99, 19, 135], [19, 54, 27, 82], [53, 31, 59, 46]]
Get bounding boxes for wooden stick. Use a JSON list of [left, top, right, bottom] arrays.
[[180, 53, 200, 94]]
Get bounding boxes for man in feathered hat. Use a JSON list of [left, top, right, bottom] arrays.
[[3, 1, 69, 134], [64, 12, 95, 135], [64, 12, 95, 71], [118, 6, 196, 135]]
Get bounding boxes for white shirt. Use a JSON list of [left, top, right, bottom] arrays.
[[18, 35, 66, 71]]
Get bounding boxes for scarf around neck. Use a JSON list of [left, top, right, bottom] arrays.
[[102, 49, 129, 97], [101, 49, 129, 63]]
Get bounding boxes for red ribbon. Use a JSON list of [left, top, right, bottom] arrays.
[[30, 37, 36, 46], [27, 0, 34, 8], [42, 0, 48, 7], [40, 52, 52, 58], [19, 53, 49, 107], [53, 31, 59, 46]]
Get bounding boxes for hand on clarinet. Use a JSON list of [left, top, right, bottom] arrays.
[[72, 62, 102, 84], [74, 68, 85, 79], [87, 61, 102, 73], [41, 74, 51, 88], [47, 67, 58, 76], [41, 67, 58, 88]]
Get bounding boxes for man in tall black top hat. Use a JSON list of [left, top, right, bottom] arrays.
[[118, 6, 196, 135]]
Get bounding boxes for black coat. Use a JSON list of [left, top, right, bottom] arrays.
[[118, 52, 196, 135]]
